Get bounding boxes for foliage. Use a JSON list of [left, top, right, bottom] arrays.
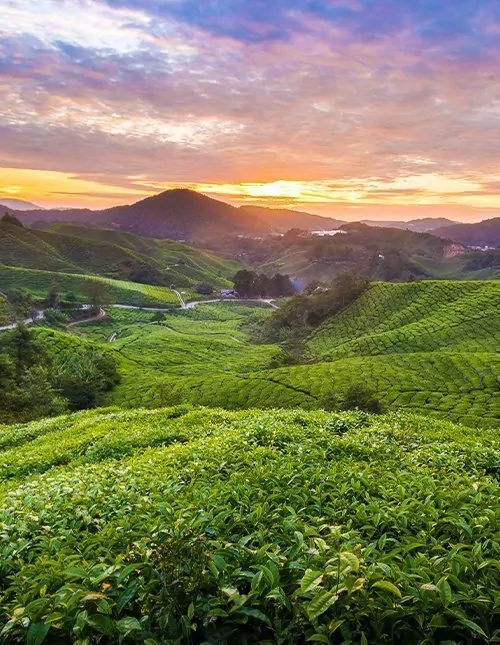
[[82, 279, 112, 312], [0, 407, 497, 643], [0, 326, 120, 423], [195, 281, 215, 295], [233, 269, 295, 298], [1, 212, 23, 227], [5, 288, 35, 319], [341, 383, 384, 413], [256, 273, 370, 343]]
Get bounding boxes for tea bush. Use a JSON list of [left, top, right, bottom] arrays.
[[0, 407, 498, 643]]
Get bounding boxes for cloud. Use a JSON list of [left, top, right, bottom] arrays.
[[1, 0, 500, 217]]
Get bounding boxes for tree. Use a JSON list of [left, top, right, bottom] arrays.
[[6, 288, 34, 319], [195, 282, 214, 295], [46, 275, 60, 309], [232, 270, 257, 298], [56, 349, 120, 410], [9, 323, 47, 376], [82, 279, 112, 313], [341, 384, 384, 413], [1, 212, 23, 227], [152, 311, 166, 324]]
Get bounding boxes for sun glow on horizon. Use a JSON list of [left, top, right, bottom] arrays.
[[1, 167, 498, 222]]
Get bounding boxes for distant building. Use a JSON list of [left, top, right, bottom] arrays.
[[220, 289, 237, 298]]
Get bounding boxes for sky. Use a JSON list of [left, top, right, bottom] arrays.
[[1, 0, 500, 221]]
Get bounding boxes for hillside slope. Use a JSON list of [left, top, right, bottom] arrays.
[[16, 190, 345, 241], [0, 221, 242, 288], [0, 406, 497, 643], [240, 206, 345, 232], [434, 217, 500, 248], [60, 281, 499, 427]]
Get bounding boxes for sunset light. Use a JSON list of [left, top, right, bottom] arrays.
[[2, 0, 500, 221]]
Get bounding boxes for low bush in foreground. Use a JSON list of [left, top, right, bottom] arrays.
[[0, 407, 498, 643]]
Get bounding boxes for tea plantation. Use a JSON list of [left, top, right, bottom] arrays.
[[0, 266, 180, 307], [0, 406, 498, 644], [79, 282, 500, 427]]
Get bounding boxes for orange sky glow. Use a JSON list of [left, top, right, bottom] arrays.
[[2, 0, 500, 222]]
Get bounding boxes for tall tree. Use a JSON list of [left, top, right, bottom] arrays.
[[82, 279, 112, 313]]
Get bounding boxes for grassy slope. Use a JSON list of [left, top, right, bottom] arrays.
[[0, 221, 242, 289], [0, 265, 179, 306], [84, 281, 500, 427], [0, 407, 498, 643], [78, 304, 282, 407]]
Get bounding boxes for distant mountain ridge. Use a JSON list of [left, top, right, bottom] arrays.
[[361, 217, 459, 232], [239, 206, 345, 232], [0, 198, 42, 211], [14, 189, 345, 241], [9, 189, 498, 243], [433, 218, 500, 248]]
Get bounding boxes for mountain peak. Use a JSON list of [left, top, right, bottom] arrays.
[[0, 198, 42, 211]]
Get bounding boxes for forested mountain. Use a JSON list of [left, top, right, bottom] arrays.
[[434, 217, 500, 248], [361, 217, 459, 232], [11, 190, 343, 242], [209, 223, 473, 283]]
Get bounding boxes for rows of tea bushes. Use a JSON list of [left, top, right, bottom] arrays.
[[123, 350, 499, 427], [0, 266, 179, 307], [81, 284, 500, 427], [310, 281, 500, 359], [0, 406, 498, 643]]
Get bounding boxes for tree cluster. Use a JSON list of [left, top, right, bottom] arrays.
[[0, 324, 120, 424], [232, 270, 295, 298], [255, 272, 370, 343]]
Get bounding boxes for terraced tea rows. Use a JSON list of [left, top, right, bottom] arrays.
[[0, 266, 179, 306], [310, 281, 500, 358], [89, 282, 499, 426], [0, 407, 498, 643]]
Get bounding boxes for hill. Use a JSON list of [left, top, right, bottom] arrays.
[[0, 265, 180, 306], [361, 217, 458, 232], [48, 281, 498, 427], [0, 198, 41, 211], [14, 190, 267, 241], [434, 217, 500, 248], [220, 223, 469, 284], [240, 205, 345, 232], [0, 405, 498, 643], [0, 219, 242, 289], [12, 190, 341, 242]]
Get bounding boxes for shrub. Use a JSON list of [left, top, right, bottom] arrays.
[[195, 282, 215, 295], [341, 383, 384, 413]]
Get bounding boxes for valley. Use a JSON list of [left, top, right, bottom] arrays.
[[0, 207, 499, 644]]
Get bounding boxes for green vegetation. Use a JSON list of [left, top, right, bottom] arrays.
[[0, 326, 120, 423], [254, 273, 370, 343], [232, 269, 295, 297], [209, 224, 483, 284], [0, 266, 179, 307], [80, 281, 498, 428], [0, 220, 242, 290], [0, 407, 498, 643]]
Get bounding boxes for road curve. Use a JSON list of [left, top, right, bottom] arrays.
[[0, 297, 279, 332]]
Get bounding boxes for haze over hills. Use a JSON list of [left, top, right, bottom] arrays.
[[433, 217, 500, 248], [9, 188, 490, 242], [0, 198, 42, 211], [240, 205, 345, 231], [12, 189, 346, 241], [361, 217, 459, 232]]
